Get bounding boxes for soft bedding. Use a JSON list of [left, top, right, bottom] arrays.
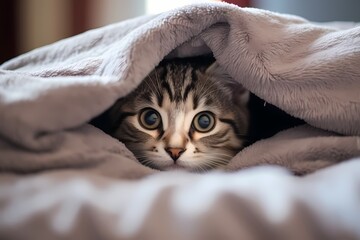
[[0, 2, 360, 239], [1, 160, 360, 239]]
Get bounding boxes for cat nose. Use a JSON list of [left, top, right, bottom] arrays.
[[165, 147, 186, 161]]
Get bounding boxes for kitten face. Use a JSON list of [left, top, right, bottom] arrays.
[[110, 59, 249, 171]]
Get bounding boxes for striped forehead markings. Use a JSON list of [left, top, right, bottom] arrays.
[[146, 63, 217, 123], [162, 80, 174, 101], [161, 64, 200, 103], [183, 68, 197, 101]]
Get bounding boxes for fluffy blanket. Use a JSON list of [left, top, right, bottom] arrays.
[[0, 2, 360, 239]]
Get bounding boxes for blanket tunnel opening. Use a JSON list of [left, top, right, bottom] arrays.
[[91, 54, 305, 144], [90, 53, 305, 171]]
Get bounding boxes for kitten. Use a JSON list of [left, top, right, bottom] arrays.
[[105, 57, 249, 171]]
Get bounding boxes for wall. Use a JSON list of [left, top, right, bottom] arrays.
[[3, 0, 359, 63], [253, 0, 360, 22], [9, 0, 147, 58], [17, 0, 72, 54], [88, 0, 145, 28]]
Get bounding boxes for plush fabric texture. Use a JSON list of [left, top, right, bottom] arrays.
[[0, 159, 360, 239], [0, 2, 360, 239], [1, 3, 359, 176]]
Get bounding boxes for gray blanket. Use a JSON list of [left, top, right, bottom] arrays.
[[0, 2, 360, 239]]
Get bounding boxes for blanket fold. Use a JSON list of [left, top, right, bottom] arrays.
[[1, 3, 360, 239], [0, 2, 360, 175]]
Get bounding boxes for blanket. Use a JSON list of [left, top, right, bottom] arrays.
[[1, 2, 360, 239], [1, 159, 360, 239]]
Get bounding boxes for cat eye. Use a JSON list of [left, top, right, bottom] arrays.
[[193, 111, 215, 133], [139, 108, 161, 130]]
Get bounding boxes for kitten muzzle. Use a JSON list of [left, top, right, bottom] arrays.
[[165, 147, 186, 161]]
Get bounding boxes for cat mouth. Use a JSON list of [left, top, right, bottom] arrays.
[[162, 164, 187, 171]]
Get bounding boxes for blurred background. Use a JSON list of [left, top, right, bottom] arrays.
[[1, 0, 360, 64]]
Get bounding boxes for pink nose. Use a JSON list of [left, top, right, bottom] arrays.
[[165, 147, 186, 161]]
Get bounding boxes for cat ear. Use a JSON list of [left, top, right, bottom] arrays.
[[206, 62, 250, 105]]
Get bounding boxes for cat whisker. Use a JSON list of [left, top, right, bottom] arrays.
[[136, 157, 152, 168], [193, 164, 208, 173], [133, 152, 158, 168], [197, 75, 216, 94], [147, 74, 162, 98], [209, 152, 234, 158], [205, 155, 232, 168]]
